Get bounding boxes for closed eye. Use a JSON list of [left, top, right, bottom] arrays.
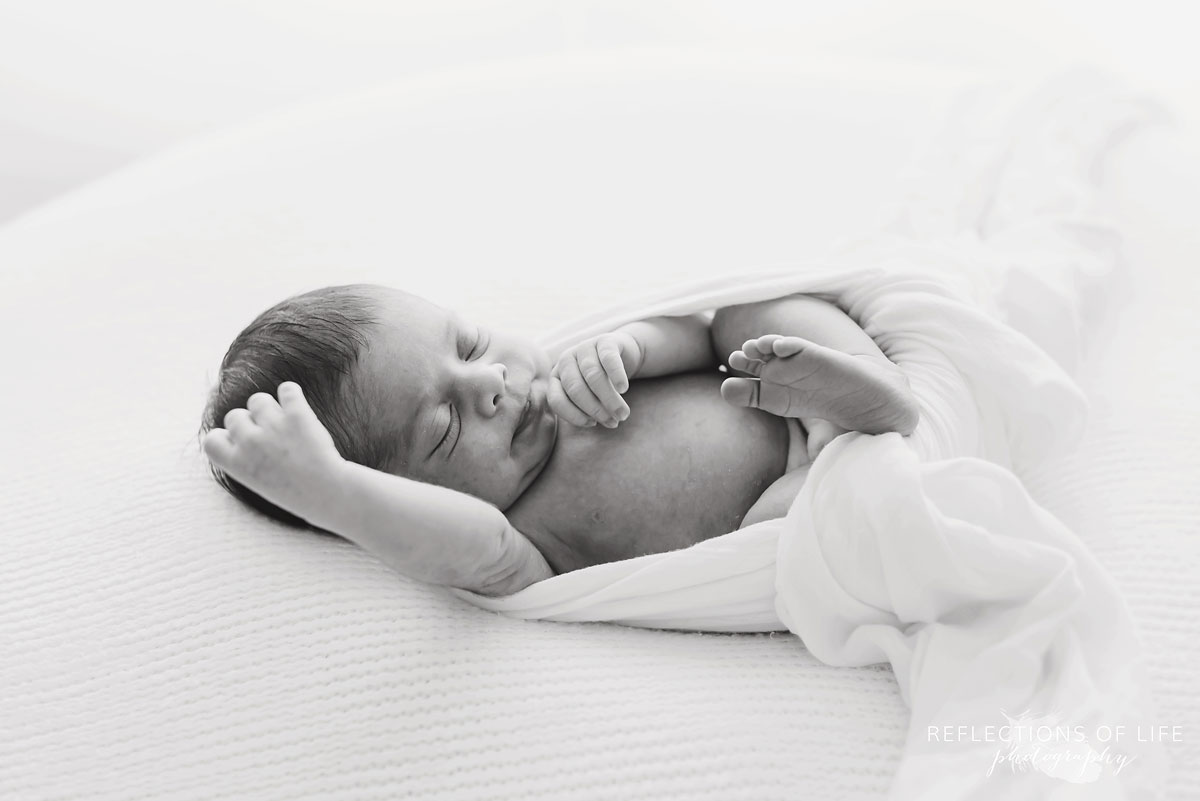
[[465, 328, 485, 361], [437, 404, 460, 456]]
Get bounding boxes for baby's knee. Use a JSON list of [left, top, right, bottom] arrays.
[[711, 293, 811, 362]]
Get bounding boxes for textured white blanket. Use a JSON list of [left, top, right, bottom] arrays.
[[453, 73, 1170, 798]]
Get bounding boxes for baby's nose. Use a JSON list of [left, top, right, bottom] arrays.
[[470, 362, 507, 416]]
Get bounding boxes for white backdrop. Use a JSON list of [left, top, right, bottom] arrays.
[[2, 25, 1198, 801], [1, 0, 1198, 223]]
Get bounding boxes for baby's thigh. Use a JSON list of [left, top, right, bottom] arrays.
[[739, 465, 810, 529], [710, 292, 846, 370]]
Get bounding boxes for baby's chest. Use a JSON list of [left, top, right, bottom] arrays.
[[511, 372, 788, 573]]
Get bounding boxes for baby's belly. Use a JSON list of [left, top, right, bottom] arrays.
[[509, 372, 789, 575]]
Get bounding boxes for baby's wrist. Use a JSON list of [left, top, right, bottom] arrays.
[[611, 327, 646, 378], [297, 456, 353, 530]]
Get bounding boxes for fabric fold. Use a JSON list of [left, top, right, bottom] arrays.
[[777, 432, 1163, 797], [449, 72, 1168, 798]]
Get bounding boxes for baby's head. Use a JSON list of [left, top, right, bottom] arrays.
[[201, 284, 558, 526]]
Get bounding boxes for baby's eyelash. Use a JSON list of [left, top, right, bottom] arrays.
[[467, 329, 484, 360], [440, 405, 460, 453]]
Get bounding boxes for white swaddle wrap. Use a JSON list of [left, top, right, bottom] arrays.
[[450, 74, 1168, 798]]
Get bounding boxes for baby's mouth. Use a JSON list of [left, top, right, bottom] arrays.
[[512, 394, 533, 442]]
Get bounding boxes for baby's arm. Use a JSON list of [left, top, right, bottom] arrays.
[[618, 313, 716, 377], [550, 313, 715, 427], [317, 462, 553, 595], [204, 382, 553, 597]]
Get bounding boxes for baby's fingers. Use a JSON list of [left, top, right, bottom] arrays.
[[581, 344, 629, 422], [596, 339, 630, 394], [222, 407, 255, 439], [277, 381, 306, 409], [558, 357, 615, 427], [202, 428, 236, 468], [247, 391, 282, 426], [548, 373, 594, 428], [277, 381, 335, 437]]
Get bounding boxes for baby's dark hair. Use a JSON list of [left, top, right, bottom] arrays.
[[199, 284, 396, 528]]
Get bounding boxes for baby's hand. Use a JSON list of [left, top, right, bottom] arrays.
[[202, 382, 347, 522], [549, 331, 642, 428]]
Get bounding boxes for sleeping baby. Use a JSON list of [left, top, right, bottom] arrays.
[[200, 285, 919, 596]]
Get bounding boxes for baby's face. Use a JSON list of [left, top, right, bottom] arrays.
[[357, 288, 558, 510]]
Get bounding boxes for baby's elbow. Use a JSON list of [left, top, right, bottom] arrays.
[[470, 559, 553, 598], [466, 524, 555, 598]]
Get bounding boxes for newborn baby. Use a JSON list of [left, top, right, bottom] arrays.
[[201, 285, 918, 596]]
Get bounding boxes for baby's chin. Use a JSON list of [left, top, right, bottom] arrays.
[[502, 411, 558, 509]]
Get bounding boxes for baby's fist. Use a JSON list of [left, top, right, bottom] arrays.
[[549, 331, 641, 428], [203, 382, 345, 522]]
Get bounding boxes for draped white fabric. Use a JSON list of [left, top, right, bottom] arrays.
[[6, 50, 1190, 798], [452, 73, 1170, 798]]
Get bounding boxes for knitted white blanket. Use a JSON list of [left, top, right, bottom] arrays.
[[7, 57, 1190, 800]]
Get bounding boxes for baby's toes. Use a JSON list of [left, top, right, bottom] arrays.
[[728, 350, 764, 376], [760, 339, 838, 382], [739, 336, 779, 363], [768, 336, 809, 358], [720, 377, 759, 408]]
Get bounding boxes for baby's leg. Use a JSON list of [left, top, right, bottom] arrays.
[[711, 294, 919, 435], [724, 334, 913, 433], [739, 463, 810, 529]]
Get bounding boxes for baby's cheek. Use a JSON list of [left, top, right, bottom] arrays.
[[456, 458, 518, 508]]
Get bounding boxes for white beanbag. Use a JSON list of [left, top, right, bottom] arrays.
[[3, 50, 1197, 800]]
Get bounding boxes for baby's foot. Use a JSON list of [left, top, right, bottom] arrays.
[[721, 334, 919, 435]]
